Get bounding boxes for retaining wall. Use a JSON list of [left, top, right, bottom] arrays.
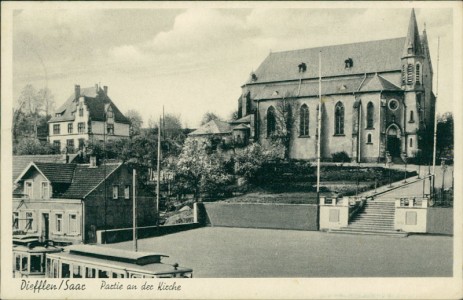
[[202, 202, 318, 231], [426, 207, 453, 235], [96, 223, 202, 244]]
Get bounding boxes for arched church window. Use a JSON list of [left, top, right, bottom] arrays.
[[334, 102, 344, 135], [415, 63, 421, 84], [299, 104, 309, 136], [409, 137, 413, 148], [407, 64, 414, 85], [267, 106, 276, 137], [367, 133, 372, 144], [401, 65, 406, 85], [367, 102, 374, 129]]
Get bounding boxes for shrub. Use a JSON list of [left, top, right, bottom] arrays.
[[332, 151, 350, 163]]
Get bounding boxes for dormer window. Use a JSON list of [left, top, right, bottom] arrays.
[[298, 62, 307, 72], [344, 58, 353, 68], [251, 73, 258, 82]]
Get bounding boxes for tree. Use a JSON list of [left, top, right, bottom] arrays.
[[172, 137, 232, 200], [200, 112, 220, 125], [436, 112, 454, 161], [15, 138, 59, 155], [267, 97, 299, 160], [125, 109, 143, 137], [37, 88, 55, 117], [163, 113, 184, 141], [13, 84, 54, 144], [229, 110, 239, 121]]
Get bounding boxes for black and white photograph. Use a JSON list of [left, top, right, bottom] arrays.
[[1, 1, 462, 299]]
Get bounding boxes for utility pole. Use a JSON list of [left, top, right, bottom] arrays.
[[156, 115, 161, 228], [316, 51, 322, 200], [132, 169, 137, 252]]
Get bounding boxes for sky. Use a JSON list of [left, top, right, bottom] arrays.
[[12, 3, 455, 128]]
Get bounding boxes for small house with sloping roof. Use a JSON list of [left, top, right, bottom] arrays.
[[13, 161, 156, 244], [236, 9, 435, 163], [48, 84, 130, 153]]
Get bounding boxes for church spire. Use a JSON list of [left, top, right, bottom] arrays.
[[403, 8, 423, 57]]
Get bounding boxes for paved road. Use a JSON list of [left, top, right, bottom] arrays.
[[102, 227, 453, 278]]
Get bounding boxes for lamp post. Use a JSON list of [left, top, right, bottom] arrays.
[[402, 153, 408, 183], [386, 151, 392, 187], [441, 158, 447, 205]]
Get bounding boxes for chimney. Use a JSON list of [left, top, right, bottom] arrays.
[[75, 85, 80, 100], [89, 156, 97, 168], [103, 86, 108, 95], [95, 83, 99, 92]]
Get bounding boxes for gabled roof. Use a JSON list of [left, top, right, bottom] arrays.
[[15, 162, 76, 184], [14, 161, 123, 200], [60, 163, 121, 199], [359, 74, 401, 92], [13, 155, 66, 181], [188, 119, 232, 136], [49, 86, 130, 124], [33, 162, 77, 183], [247, 37, 406, 84]]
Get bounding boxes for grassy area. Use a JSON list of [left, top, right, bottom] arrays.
[[221, 192, 321, 204]]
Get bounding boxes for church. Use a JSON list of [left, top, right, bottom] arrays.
[[234, 9, 435, 163]]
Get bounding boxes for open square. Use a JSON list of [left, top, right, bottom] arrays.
[[101, 227, 453, 278]]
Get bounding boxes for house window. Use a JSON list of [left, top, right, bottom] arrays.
[[13, 212, 19, 230], [125, 185, 130, 199], [79, 107, 84, 117], [68, 123, 73, 133], [266, 106, 276, 137], [409, 137, 413, 148], [106, 109, 113, 119], [88, 122, 92, 134], [367, 133, 372, 144], [41, 182, 49, 199], [25, 212, 34, 231], [53, 140, 61, 150], [407, 64, 414, 85], [415, 63, 421, 84], [107, 124, 114, 135], [69, 214, 78, 234], [299, 104, 309, 136], [78, 139, 85, 151], [112, 185, 119, 199], [78, 122, 85, 133], [53, 124, 60, 135], [66, 139, 75, 152], [409, 110, 415, 123], [56, 214, 63, 233], [334, 102, 344, 135], [366, 102, 374, 129], [24, 180, 33, 198]]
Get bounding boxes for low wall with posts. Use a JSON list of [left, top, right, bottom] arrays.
[[426, 207, 453, 235], [202, 202, 318, 231], [394, 198, 429, 233]]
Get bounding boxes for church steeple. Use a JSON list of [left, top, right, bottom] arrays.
[[402, 8, 423, 58]]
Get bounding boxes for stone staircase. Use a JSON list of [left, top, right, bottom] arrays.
[[329, 200, 408, 237]]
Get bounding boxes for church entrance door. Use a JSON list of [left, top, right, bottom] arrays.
[[386, 125, 401, 157]]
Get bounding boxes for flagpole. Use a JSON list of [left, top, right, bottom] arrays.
[[431, 37, 440, 196], [317, 51, 322, 201]]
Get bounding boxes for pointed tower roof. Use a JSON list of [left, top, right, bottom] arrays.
[[421, 27, 433, 73], [403, 8, 424, 57]]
